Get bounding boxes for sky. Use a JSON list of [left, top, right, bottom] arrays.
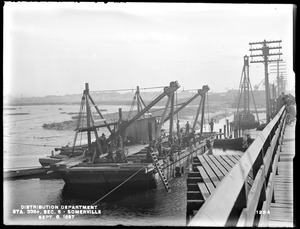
[[3, 2, 295, 98]]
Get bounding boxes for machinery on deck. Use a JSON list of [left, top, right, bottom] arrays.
[[232, 55, 260, 131]]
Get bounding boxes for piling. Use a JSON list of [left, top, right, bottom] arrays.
[[234, 128, 238, 138], [119, 108, 123, 122], [226, 119, 229, 137]]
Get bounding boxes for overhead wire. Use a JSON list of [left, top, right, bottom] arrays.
[[90, 86, 165, 93]]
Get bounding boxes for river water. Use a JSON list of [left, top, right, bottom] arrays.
[[3, 104, 263, 226]]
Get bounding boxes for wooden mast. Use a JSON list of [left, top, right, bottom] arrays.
[[85, 83, 92, 152]]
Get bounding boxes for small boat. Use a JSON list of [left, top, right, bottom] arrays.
[[39, 145, 87, 166], [3, 166, 60, 180], [214, 136, 254, 152]]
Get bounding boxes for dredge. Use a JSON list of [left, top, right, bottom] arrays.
[[213, 56, 259, 152], [43, 81, 216, 192], [232, 55, 260, 131]]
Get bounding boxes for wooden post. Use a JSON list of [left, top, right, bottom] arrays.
[[219, 129, 222, 139], [119, 108, 123, 123], [224, 125, 226, 138], [136, 86, 141, 113], [226, 119, 229, 137]]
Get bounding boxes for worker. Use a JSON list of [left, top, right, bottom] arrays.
[[176, 120, 180, 135], [206, 139, 213, 155], [282, 94, 296, 124], [146, 147, 153, 162], [115, 148, 123, 163], [186, 121, 190, 134], [178, 128, 183, 147], [189, 130, 196, 145], [157, 140, 162, 156], [120, 149, 127, 163], [242, 134, 252, 150], [100, 133, 106, 141], [209, 119, 214, 133], [106, 145, 114, 163], [246, 134, 252, 146]]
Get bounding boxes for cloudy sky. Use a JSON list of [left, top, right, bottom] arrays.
[[3, 2, 295, 97]]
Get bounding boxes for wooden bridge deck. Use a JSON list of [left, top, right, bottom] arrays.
[[186, 153, 254, 220], [267, 124, 295, 227], [196, 154, 253, 200], [187, 123, 295, 226]]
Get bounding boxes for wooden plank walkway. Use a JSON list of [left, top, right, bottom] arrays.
[[267, 123, 295, 227], [196, 154, 254, 200]]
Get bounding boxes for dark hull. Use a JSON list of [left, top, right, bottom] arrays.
[[61, 169, 157, 196], [213, 137, 244, 151], [60, 166, 156, 188], [57, 144, 206, 192]]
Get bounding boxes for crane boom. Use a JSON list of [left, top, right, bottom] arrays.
[[115, 81, 180, 136], [163, 85, 210, 123]]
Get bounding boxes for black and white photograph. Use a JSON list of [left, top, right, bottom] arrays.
[[3, 2, 296, 226]]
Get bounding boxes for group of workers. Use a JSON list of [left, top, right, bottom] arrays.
[[88, 132, 127, 163], [279, 92, 296, 123]]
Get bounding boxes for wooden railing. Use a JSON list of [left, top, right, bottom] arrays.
[[188, 106, 287, 227]]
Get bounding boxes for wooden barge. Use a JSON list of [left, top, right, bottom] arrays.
[[47, 82, 213, 193]]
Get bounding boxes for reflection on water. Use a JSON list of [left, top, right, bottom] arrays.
[[4, 171, 188, 226]]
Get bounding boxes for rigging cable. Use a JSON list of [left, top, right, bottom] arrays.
[[89, 86, 165, 93], [127, 93, 137, 120], [249, 79, 260, 123]]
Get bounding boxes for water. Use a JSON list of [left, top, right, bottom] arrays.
[[3, 104, 131, 169], [4, 174, 188, 226], [3, 104, 188, 226]]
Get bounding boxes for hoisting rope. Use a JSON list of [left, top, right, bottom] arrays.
[[79, 101, 86, 146], [127, 93, 137, 120], [90, 166, 147, 206], [249, 76, 260, 123]]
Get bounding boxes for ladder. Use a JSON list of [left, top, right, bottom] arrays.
[[149, 150, 171, 192]]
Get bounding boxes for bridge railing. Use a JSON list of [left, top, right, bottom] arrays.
[[188, 106, 287, 227]]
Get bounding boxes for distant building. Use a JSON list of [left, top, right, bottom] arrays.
[[224, 89, 239, 100]]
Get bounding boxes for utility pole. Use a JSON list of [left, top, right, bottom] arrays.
[[269, 60, 287, 95], [249, 40, 282, 123], [243, 55, 250, 113]]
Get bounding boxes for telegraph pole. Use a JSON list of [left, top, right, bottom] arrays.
[[249, 40, 282, 123], [269, 60, 287, 95]]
